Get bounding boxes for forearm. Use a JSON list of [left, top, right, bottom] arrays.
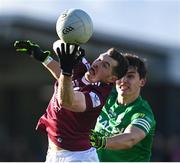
[[58, 73, 74, 108], [42, 59, 61, 80], [105, 125, 146, 150], [106, 133, 136, 150]]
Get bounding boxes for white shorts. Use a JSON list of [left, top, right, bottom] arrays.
[[45, 147, 99, 162]]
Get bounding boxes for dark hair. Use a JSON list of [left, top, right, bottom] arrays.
[[108, 48, 128, 79], [124, 53, 147, 79]]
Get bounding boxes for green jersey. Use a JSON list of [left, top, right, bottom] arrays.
[[95, 90, 156, 162]]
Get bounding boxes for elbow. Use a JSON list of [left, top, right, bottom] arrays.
[[59, 99, 64, 107], [124, 141, 134, 149], [107, 137, 136, 150], [58, 93, 73, 108], [59, 99, 72, 108], [124, 138, 137, 149]]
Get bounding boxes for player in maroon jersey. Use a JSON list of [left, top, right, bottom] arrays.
[[14, 40, 128, 162]]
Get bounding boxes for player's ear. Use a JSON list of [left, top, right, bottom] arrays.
[[140, 78, 146, 87], [109, 75, 118, 83]]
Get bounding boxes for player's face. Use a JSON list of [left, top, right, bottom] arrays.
[[115, 66, 145, 98], [85, 52, 118, 83]]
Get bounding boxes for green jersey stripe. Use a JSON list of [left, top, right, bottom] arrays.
[[132, 118, 151, 132]]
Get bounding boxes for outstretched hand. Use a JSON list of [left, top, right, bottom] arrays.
[[56, 43, 85, 76], [90, 129, 107, 150], [14, 40, 50, 62]]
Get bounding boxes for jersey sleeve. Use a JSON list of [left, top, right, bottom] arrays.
[[84, 91, 102, 110], [83, 85, 112, 112], [130, 112, 155, 134]]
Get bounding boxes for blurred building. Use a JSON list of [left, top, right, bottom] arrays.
[[0, 15, 180, 161]]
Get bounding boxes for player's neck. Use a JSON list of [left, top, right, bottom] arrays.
[[117, 93, 139, 105]]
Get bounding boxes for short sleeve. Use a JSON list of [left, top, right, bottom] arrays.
[[131, 112, 154, 134], [83, 85, 112, 112], [84, 91, 104, 111]]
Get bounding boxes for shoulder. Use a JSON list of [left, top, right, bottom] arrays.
[[129, 97, 154, 116], [126, 97, 156, 133], [129, 97, 155, 121]]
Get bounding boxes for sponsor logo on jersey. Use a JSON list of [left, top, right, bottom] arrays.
[[57, 137, 62, 143], [109, 109, 117, 118]]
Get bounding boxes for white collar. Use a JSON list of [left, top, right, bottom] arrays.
[[81, 76, 101, 86]]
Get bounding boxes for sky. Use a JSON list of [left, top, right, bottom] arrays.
[[0, 0, 180, 47]]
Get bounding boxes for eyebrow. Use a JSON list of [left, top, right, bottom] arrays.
[[127, 71, 136, 74], [105, 61, 111, 67], [99, 54, 111, 67]]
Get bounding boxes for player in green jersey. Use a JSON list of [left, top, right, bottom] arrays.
[[90, 54, 156, 162]]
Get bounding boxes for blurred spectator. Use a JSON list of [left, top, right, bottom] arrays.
[[165, 134, 180, 161], [151, 131, 167, 161]]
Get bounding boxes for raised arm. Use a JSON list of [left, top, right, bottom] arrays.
[[55, 43, 86, 112], [14, 40, 60, 80]]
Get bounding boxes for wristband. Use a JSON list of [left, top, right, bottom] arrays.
[[42, 56, 53, 66]]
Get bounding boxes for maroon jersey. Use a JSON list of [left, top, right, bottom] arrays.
[[36, 58, 112, 151]]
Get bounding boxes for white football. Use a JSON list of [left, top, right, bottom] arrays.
[[56, 9, 93, 44], [53, 39, 76, 54]]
